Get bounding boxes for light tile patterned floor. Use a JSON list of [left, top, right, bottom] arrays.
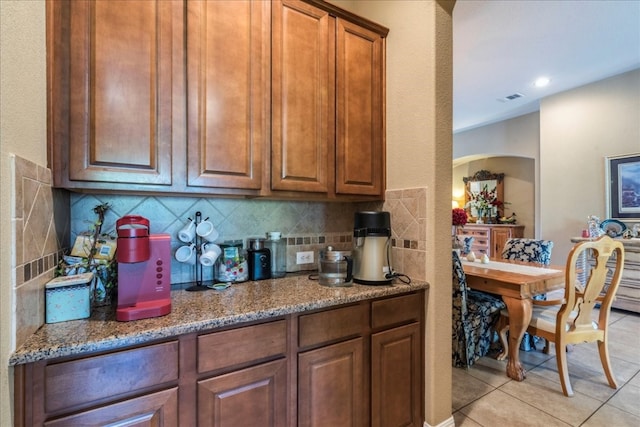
[[453, 308, 640, 426]]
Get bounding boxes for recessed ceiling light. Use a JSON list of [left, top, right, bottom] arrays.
[[534, 77, 551, 87]]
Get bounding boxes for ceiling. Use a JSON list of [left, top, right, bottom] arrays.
[[453, 0, 640, 133]]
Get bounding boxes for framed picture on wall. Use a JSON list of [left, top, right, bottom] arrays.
[[606, 153, 640, 220]]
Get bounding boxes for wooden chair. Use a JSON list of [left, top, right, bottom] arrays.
[[508, 236, 624, 396], [452, 251, 506, 368]]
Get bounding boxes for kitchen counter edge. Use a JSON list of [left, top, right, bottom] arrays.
[[9, 275, 428, 365]]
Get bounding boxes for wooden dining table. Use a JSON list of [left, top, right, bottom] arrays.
[[461, 258, 565, 381]]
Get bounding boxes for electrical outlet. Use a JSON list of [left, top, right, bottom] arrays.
[[296, 251, 314, 265]]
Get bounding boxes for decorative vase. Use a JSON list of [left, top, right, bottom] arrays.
[[476, 217, 484, 224]]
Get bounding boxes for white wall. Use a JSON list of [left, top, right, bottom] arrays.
[[540, 69, 640, 264], [0, 1, 47, 424]]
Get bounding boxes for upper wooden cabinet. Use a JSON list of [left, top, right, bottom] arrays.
[[49, 0, 184, 191], [48, 0, 387, 200], [335, 18, 385, 196], [186, 0, 269, 191], [271, 0, 333, 194], [272, 0, 386, 197]]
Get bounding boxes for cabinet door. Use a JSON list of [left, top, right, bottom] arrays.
[[335, 19, 385, 196], [272, 0, 334, 193], [44, 388, 178, 427], [298, 338, 364, 427], [186, 0, 269, 190], [59, 0, 180, 187], [198, 359, 287, 427], [371, 323, 421, 427], [492, 226, 525, 257]]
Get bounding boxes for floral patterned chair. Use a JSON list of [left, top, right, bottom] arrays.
[[452, 251, 506, 368], [501, 238, 554, 266], [498, 238, 554, 351]]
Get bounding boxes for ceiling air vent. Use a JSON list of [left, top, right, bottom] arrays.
[[497, 93, 525, 103]]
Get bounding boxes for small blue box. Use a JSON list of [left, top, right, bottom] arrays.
[[45, 272, 93, 323]]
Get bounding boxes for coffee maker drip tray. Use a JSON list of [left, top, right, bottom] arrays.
[[116, 299, 172, 322]]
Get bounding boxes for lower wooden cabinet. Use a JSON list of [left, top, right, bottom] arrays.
[[42, 388, 179, 427], [371, 323, 421, 427], [298, 338, 364, 427], [198, 359, 288, 427], [14, 292, 424, 426]]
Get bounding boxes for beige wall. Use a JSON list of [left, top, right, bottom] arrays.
[[454, 112, 540, 234], [333, 1, 455, 425], [540, 69, 640, 264], [1, 1, 48, 424]]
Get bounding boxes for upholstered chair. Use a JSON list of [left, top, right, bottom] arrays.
[[498, 238, 554, 352], [452, 251, 506, 368], [501, 238, 554, 265]]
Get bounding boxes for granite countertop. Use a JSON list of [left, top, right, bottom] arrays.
[[9, 275, 428, 366]]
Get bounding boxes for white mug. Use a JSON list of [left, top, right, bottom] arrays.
[[175, 243, 196, 265], [196, 220, 219, 243], [199, 243, 222, 266], [178, 219, 196, 243]]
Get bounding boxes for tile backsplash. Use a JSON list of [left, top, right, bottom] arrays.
[[11, 155, 69, 347], [69, 194, 380, 284], [10, 153, 428, 350]]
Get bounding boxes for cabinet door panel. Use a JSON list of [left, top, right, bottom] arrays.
[[198, 359, 287, 427], [187, 0, 269, 189], [371, 323, 421, 427], [335, 19, 384, 196], [298, 338, 364, 427], [272, 0, 334, 193], [44, 387, 178, 427], [44, 341, 179, 413], [68, 0, 175, 185]]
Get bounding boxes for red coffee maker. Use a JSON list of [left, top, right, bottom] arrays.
[[116, 215, 171, 321]]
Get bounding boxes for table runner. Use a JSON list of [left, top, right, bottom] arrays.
[[461, 259, 562, 275]]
